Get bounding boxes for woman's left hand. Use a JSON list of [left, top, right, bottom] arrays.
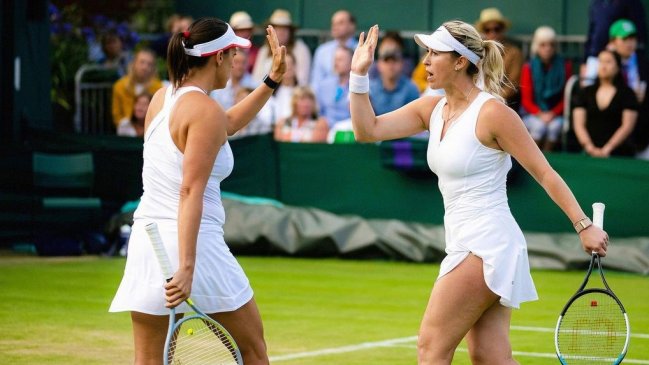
[[266, 25, 287, 83]]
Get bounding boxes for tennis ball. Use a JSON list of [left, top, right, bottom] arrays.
[[187, 328, 194, 335]]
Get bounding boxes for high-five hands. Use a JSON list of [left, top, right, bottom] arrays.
[[266, 25, 287, 83], [351, 25, 379, 76]]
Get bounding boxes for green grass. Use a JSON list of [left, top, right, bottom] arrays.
[[0, 255, 647, 364]]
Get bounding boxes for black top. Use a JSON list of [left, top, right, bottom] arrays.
[[573, 84, 639, 156]]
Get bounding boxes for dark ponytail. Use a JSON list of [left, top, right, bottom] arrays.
[[166, 17, 229, 89]]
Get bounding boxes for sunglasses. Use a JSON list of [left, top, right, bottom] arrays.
[[483, 26, 503, 34]]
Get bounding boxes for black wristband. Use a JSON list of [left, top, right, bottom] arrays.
[[263, 74, 280, 89]]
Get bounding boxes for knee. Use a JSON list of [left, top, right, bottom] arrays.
[[417, 332, 454, 364], [239, 337, 268, 365], [468, 344, 516, 365]]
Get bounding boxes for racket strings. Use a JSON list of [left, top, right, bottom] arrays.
[[557, 292, 627, 364], [168, 317, 240, 365]]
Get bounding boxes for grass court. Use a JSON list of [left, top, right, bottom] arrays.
[[0, 254, 647, 364]]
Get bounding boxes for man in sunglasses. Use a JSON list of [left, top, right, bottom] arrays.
[[475, 7, 523, 113]]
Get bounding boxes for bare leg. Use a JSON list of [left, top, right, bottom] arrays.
[[211, 298, 269, 365], [417, 254, 500, 365], [131, 311, 169, 365], [466, 301, 519, 365]]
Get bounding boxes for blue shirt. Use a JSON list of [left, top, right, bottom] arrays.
[[316, 76, 351, 126], [209, 73, 258, 110], [369, 75, 420, 116], [310, 37, 358, 90]]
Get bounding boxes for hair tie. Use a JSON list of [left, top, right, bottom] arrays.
[[182, 30, 190, 39]]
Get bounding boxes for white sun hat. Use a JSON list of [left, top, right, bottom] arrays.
[[414, 25, 480, 65]]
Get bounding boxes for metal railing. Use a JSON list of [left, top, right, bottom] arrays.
[[74, 64, 120, 135]]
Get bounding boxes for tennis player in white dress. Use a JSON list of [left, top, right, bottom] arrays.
[[349, 21, 608, 365], [110, 17, 286, 365]]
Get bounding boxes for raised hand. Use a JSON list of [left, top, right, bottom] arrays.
[[266, 25, 287, 83], [351, 25, 379, 76]]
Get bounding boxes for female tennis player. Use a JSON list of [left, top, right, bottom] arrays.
[[349, 21, 609, 364], [110, 17, 285, 365]]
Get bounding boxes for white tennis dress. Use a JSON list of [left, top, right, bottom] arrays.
[[427, 91, 538, 309], [110, 86, 253, 315]]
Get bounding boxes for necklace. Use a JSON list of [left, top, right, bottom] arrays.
[[442, 84, 475, 125]]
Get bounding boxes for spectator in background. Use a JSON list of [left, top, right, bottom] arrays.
[[316, 46, 352, 127], [582, 0, 647, 84], [369, 41, 420, 116], [230, 11, 259, 73], [97, 31, 131, 77], [310, 10, 357, 90], [606, 19, 649, 157], [520, 26, 572, 151], [231, 87, 275, 138], [274, 86, 329, 142], [210, 51, 258, 109], [273, 52, 300, 121], [117, 93, 151, 137], [253, 9, 311, 86], [573, 49, 638, 157], [475, 7, 523, 111], [111, 48, 162, 127], [151, 14, 193, 60], [369, 31, 414, 80]]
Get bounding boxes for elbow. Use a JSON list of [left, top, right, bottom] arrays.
[[352, 129, 376, 143]]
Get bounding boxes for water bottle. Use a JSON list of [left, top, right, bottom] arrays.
[[118, 224, 131, 257]]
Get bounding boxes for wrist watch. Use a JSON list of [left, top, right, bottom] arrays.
[[573, 217, 593, 234], [263, 74, 280, 90]]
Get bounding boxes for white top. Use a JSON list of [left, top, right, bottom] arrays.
[[427, 91, 538, 308], [134, 86, 233, 227], [110, 86, 253, 315]]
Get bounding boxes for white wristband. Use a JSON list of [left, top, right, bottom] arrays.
[[349, 72, 369, 94]]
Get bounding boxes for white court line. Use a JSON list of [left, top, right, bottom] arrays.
[[269, 326, 649, 363], [269, 336, 417, 362]]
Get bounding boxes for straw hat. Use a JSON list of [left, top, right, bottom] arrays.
[[475, 7, 511, 32], [229, 11, 254, 30], [267, 9, 295, 28]]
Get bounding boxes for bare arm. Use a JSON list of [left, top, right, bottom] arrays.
[[349, 25, 437, 142], [478, 100, 608, 256], [165, 98, 225, 308], [225, 26, 286, 135], [572, 107, 597, 155]]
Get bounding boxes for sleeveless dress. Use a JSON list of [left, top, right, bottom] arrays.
[[427, 91, 538, 309], [110, 86, 253, 315]]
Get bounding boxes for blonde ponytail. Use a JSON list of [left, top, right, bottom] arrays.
[[480, 39, 509, 103]]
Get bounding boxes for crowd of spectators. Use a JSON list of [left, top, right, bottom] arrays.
[[81, 4, 649, 160]]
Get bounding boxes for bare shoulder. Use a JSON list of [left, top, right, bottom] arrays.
[[175, 92, 226, 128], [144, 87, 168, 125], [413, 95, 444, 126], [478, 98, 522, 133]]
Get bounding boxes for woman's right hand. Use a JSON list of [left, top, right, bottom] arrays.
[[164, 267, 194, 308], [351, 25, 379, 75], [579, 225, 608, 257]]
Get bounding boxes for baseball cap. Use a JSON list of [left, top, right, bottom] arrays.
[[609, 19, 637, 39]]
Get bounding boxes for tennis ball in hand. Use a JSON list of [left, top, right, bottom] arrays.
[[187, 328, 194, 335]]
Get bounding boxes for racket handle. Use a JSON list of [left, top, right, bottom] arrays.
[[145, 222, 175, 280], [592, 202, 605, 229]]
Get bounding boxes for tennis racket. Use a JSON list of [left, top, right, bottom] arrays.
[[145, 222, 243, 365], [554, 202, 630, 365]]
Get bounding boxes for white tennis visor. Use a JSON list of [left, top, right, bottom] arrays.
[[414, 26, 480, 66], [183, 24, 251, 57]]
